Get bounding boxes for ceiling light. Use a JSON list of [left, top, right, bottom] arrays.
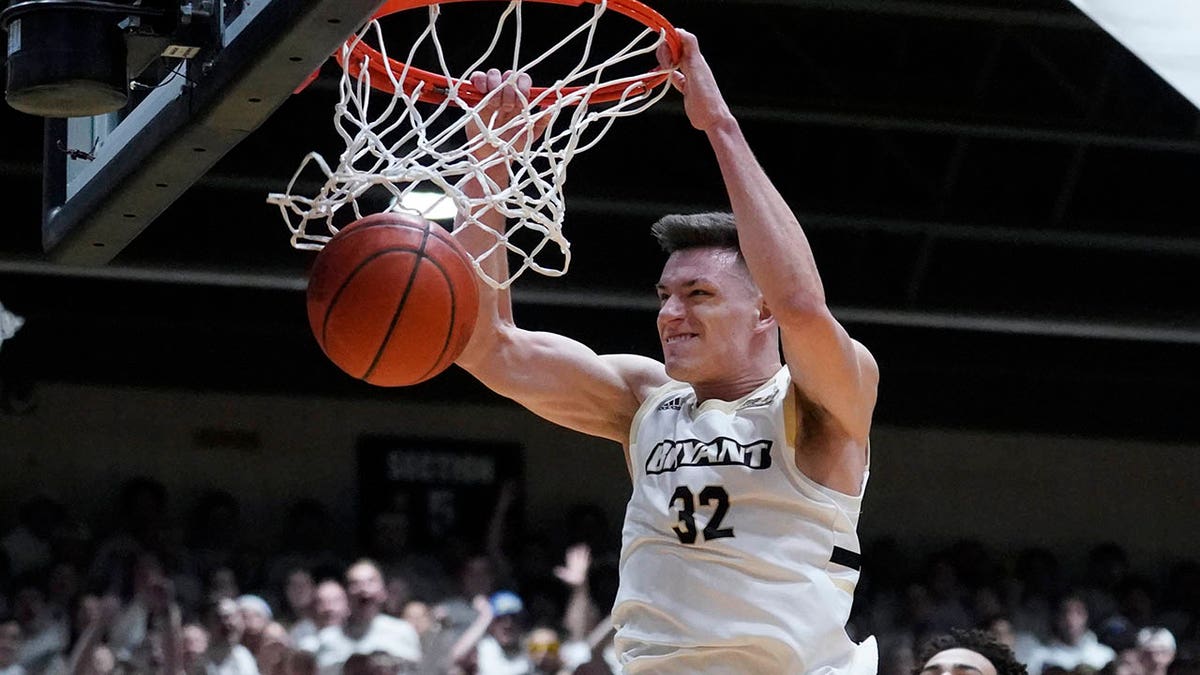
[[397, 190, 458, 222]]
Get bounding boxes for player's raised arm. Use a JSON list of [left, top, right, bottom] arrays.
[[662, 32, 879, 445], [453, 69, 668, 445]]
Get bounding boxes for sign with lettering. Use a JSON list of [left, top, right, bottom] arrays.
[[356, 436, 523, 554]]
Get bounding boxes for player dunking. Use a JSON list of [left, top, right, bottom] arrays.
[[454, 29, 879, 674]]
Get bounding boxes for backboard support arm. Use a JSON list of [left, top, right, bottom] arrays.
[[42, 0, 385, 263]]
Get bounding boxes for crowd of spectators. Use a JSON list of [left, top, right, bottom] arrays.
[[856, 539, 1199, 675], [0, 477, 1197, 675], [0, 478, 621, 675]]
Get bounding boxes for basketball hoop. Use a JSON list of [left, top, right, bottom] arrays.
[[267, 0, 680, 289]]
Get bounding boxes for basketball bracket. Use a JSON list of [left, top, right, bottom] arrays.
[[41, 0, 385, 264]]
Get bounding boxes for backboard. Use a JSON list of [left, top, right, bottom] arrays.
[[34, 0, 385, 264]]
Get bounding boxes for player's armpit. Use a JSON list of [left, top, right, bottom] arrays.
[[458, 324, 667, 444], [789, 379, 872, 496]]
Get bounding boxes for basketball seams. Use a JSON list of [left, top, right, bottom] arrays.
[[308, 214, 478, 387], [409, 246, 464, 383], [318, 244, 429, 347], [363, 225, 432, 381], [354, 220, 475, 384], [320, 247, 418, 349], [316, 219, 439, 349]]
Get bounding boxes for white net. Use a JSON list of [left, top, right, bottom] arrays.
[[266, 0, 676, 289]]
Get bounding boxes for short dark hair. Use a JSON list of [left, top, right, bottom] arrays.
[[915, 629, 1027, 675], [651, 212, 739, 255]]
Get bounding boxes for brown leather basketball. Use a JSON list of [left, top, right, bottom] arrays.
[[306, 212, 479, 386]]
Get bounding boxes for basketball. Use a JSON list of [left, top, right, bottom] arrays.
[[306, 212, 480, 387]]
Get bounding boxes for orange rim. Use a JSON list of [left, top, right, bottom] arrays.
[[335, 0, 680, 105]]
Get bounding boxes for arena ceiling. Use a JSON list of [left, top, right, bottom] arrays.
[[1, 0, 1197, 440]]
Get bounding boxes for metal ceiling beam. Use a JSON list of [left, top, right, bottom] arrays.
[[1009, 31, 1093, 112], [1048, 50, 1121, 228], [684, 0, 1097, 30], [295, 77, 1198, 152], [174, 175, 1200, 258], [646, 102, 1200, 154], [936, 29, 1007, 217], [2, 259, 1197, 344], [787, 211, 1200, 256], [38, 0, 387, 264], [561, 199, 1200, 258], [773, 32, 947, 203]]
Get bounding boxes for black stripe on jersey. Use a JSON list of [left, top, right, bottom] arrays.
[[831, 546, 862, 571]]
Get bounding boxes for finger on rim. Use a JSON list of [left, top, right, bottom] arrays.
[[671, 71, 686, 93], [517, 72, 532, 106], [486, 68, 503, 96], [469, 71, 488, 94], [501, 69, 518, 109]]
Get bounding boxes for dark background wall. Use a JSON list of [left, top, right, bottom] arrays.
[[2, 380, 1197, 573]]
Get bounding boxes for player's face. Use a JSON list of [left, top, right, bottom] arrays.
[[656, 246, 762, 383], [919, 648, 998, 675]]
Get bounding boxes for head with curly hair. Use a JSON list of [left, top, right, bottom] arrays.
[[915, 628, 1028, 675]]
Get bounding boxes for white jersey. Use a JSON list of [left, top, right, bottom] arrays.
[[613, 367, 876, 674]]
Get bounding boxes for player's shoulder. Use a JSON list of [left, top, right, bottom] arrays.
[[851, 338, 879, 379]]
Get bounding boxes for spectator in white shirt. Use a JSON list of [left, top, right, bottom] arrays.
[[236, 595, 273, 657], [310, 560, 421, 674], [201, 596, 259, 675], [280, 569, 317, 640], [293, 579, 347, 651], [1026, 594, 1115, 674], [1137, 627, 1176, 675], [451, 591, 531, 675], [181, 622, 210, 674]]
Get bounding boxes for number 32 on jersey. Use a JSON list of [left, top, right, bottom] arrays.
[[669, 485, 734, 545]]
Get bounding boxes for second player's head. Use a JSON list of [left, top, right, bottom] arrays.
[[915, 628, 1028, 675]]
